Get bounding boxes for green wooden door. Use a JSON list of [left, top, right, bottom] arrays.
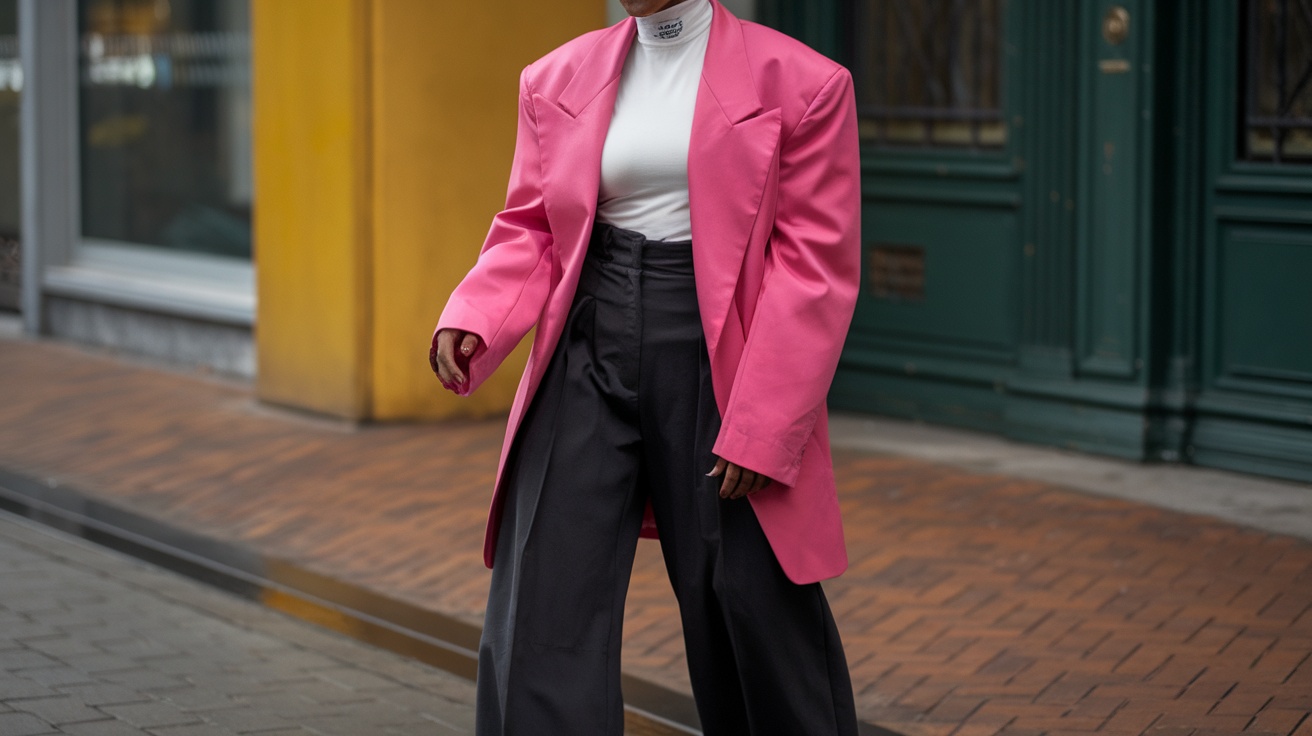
[[761, 0, 1312, 482], [769, 0, 1163, 456], [1078, 3, 1147, 380], [827, 0, 1030, 434], [1187, 0, 1312, 480]]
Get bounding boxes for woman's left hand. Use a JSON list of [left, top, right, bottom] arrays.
[[707, 457, 773, 499]]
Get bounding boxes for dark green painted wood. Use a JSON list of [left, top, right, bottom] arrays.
[[1189, 418, 1312, 484], [839, 2, 1025, 395], [1075, 0, 1148, 379], [1154, 0, 1203, 463], [770, 0, 1312, 483], [755, 0, 845, 60], [821, 0, 1162, 460], [1017, 1, 1078, 358], [1190, 0, 1312, 479], [856, 202, 1019, 351], [1216, 226, 1312, 391]]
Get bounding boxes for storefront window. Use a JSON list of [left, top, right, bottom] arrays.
[[0, 1, 18, 310], [849, 0, 1006, 149], [79, 0, 251, 259]]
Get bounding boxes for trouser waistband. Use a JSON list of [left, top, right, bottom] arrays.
[[588, 222, 693, 274]]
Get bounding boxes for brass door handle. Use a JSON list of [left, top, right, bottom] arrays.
[[1103, 6, 1130, 45]]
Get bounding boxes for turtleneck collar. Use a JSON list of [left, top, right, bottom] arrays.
[[634, 0, 712, 47]]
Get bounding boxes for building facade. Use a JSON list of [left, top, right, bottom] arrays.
[[17, 0, 610, 415], [19, 0, 254, 373], [762, 0, 1312, 483], [12, 0, 1312, 483]]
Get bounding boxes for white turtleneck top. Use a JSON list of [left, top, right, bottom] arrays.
[[596, 0, 712, 243]]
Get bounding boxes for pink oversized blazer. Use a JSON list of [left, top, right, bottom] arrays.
[[434, 0, 861, 585]]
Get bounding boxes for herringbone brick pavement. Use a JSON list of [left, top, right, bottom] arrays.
[[1, 337, 1310, 735]]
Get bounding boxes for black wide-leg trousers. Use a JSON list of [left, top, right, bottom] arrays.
[[476, 223, 858, 736]]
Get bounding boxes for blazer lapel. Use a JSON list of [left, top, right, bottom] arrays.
[[689, 1, 782, 355], [537, 20, 634, 276], [535, 4, 781, 358]]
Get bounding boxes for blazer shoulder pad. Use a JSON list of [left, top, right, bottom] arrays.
[[738, 21, 850, 118], [522, 25, 617, 95], [738, 21, 844, 75]]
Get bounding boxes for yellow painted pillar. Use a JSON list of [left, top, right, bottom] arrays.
[[252, 0, 373, 418], [254, 1, 606, 420]]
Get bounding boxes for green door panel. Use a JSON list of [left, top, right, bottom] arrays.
[[1215, 225, 1312, 398], [854, 201, 1019, 352], [1190, 0, 1312, 480], [1075, 0, 1147, 379]]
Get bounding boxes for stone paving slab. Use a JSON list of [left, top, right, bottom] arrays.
[[827, 414, 1312, 543], [3, 336, 1312, 735], [0, 512, 478, 735]]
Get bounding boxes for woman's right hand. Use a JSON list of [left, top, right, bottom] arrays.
[[431, 328, 481, 392]]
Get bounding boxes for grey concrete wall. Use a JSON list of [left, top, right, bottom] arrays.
[[47, 297, 255, 378]]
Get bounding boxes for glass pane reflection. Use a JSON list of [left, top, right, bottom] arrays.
[[79, 0, 251, 259], [1241, 0, 1312, 164], [850, 0, 1007, 149]]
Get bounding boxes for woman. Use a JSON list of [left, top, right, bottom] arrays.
[[430, 0, 860, 733]]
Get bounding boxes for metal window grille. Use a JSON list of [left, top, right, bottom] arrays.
[[849, 0, 1006, 149], [1242, 0, 1312, 164]]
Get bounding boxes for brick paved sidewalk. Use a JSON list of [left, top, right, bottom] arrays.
[[0, 511, 478, 735], [2, 336, 1311, 735]]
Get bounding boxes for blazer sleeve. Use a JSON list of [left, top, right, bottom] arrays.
[[711, 68, 861, 486], [434, 67, 554, 396]]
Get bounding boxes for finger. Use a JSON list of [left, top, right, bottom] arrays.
[[707, 457, 727, 477], [460, 333, 479, 357], [431, 331, 454, 377], [720, 463, 742, 499], [731, 470, 757, 500], [433, 336, 453, 382], [432, 332, 451, 378], [439, 356, 464, 386], [437, 332, 466, 384], [748, 474, 771, 495], [436, 329, 455, 353]]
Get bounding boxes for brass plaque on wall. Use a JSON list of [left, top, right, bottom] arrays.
[[868, 244, 926, 301]]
